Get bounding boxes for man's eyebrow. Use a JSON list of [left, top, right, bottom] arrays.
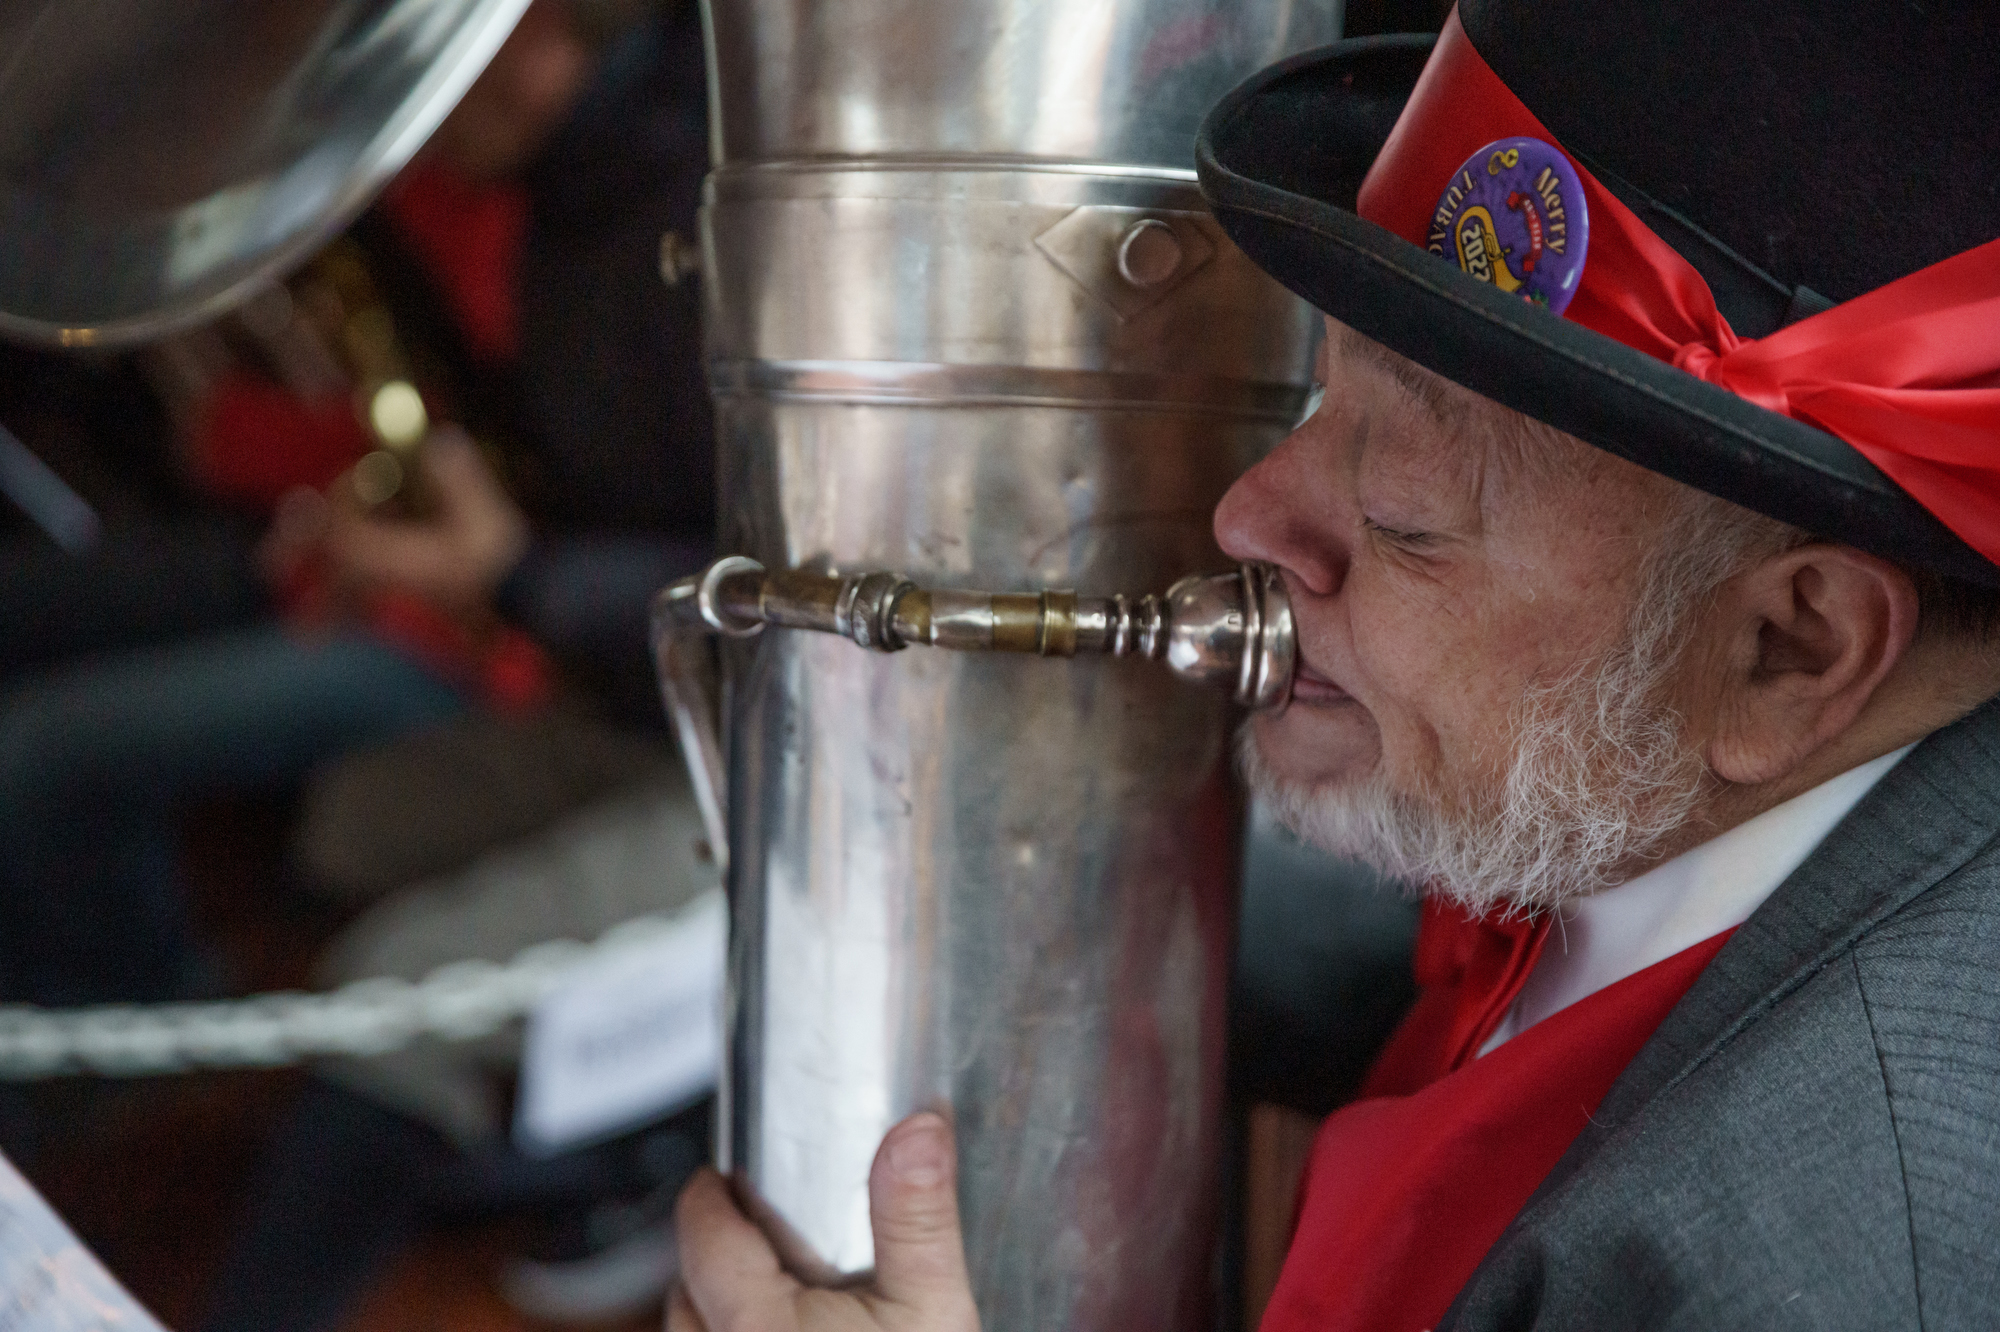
[[1334, 322, 1467, 430]]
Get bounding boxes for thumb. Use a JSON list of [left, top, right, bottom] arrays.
[[868, 1112, 977, 1323]]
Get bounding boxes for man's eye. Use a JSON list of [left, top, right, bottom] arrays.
[[1363, 517, 1432, 546]]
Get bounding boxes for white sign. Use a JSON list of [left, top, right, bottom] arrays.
[[516, 891, 726, 1155], [0, 1152, 167, 1332]]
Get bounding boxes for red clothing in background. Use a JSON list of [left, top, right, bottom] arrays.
[[193, 159, 527, 509], [377, 159, 529, 365], [188, 161, 546, 710]]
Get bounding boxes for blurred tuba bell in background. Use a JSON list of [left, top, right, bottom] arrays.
[[0, 0, 534, 347]]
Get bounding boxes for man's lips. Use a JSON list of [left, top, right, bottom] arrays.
[[1289, 659, 1352, 705]]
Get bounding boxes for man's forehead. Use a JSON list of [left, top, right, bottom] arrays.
[[1324, 319, 1486, 492], [1326, 320, 1470, 435], [1322, 317, 1634, 526]]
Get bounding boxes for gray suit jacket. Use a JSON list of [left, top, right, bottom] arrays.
[[1442, 697, 2000, 1331]]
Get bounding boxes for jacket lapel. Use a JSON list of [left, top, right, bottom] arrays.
[[1525, 693, 2000, 1201]]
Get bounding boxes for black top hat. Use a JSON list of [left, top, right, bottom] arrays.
[[1196, 0, 2000, 586]]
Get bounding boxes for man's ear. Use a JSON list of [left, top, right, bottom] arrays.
[[1701, 544, 1919, 786]]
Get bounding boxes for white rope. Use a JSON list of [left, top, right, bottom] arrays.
[[0, 898, 717, 1080]]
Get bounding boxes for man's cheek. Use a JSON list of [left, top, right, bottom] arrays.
[[1354, 645, 1480, 794]]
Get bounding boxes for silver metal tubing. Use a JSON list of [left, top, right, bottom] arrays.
[[694, 0, 1336, 1323], [656, 558, 1297, 709], [705, 0, 1341, 169]]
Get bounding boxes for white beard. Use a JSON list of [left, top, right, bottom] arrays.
[[1239, 584, 1714, 918]]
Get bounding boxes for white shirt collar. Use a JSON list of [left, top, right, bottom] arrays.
[[1479, 744, 1914, 1055]]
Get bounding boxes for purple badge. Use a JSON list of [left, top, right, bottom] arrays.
[[1428, 137, 1590, 314]]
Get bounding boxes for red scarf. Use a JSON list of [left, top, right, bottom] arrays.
[[1260, 901, 1733, 1332], [1355, 9, 2000, 565]]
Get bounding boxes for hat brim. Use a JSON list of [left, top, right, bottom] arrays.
[[1196, 37, 1996, 587]]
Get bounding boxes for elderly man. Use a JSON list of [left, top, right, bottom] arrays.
[[671, 0, 2000, 1327]]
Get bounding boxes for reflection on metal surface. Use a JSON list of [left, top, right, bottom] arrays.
[[656, 557, 1296, 710], [659, 229, 702, 288], [705, 0, 1338, 168], [0, 0, 533, 346], [348, 450, 405, 508], [1117, 217, 1189, 287], [706, 358, 1299, 416], [368, 380, 429, 448], [0, 421, 100, 553], [695, 0, 1336, 1324]]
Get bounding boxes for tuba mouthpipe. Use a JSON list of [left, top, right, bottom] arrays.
[[655, 557, 1295, 709]]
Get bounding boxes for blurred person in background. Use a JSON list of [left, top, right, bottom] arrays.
[[189, 2, 727, 1328], [0, 0, 718, 1323], [0, 0, 709, 1012]]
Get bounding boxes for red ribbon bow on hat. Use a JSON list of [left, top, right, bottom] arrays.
[[1360, 11, 2000, 564]]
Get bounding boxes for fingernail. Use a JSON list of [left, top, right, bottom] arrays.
[[888, 1115, 949, 1187]]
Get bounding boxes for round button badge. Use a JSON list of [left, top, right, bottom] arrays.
[[1428, 137, 1590, 314]]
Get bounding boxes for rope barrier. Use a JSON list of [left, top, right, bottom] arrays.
[[0, 892, 721, 1080]]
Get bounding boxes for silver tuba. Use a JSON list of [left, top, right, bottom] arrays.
[[680, 0, 1329, 1325]]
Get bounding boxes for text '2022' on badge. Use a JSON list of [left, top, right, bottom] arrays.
[[1429, 137, 1589, 314]]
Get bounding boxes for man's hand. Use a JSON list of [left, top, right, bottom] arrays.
[[670, 1112, 980, 1332], [322, 427, 529, 612]]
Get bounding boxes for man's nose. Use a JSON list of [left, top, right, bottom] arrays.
[[1214, 429, 1345, 597]]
